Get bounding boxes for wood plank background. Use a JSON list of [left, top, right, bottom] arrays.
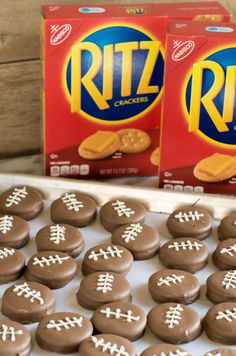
[[0, 0, 235, 157]]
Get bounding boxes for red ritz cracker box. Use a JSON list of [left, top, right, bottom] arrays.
[[41, 3, 231, 179], [159, 20, 236, 195]]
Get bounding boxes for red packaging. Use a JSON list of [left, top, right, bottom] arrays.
[[159, 20, 236, 194], [41, 3, 231, 179]]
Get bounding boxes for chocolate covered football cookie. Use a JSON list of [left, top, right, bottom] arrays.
[[207, 270, 236, 303], [141, 343, 190, 356], [204, 302, 236, 344], [2, 281, 55, 324], [159, 237, 208, 273], [204, 349, 236, 356], [218, 212, 236, 241], [147, 303, 202, 344], [213, 238, 236, 270], [25, 251, 77, 289], [0, 214, 29, 248], [0, 247, 25, 284], [167, 206, 213, 240], [111, 222, 160, 259], [82, 243, 133, 276], [0, 319, 31, 355], [100, 198, 146, 232], [36, 312, 93, 353], [91, 302, 146, 341], [0, 185, 43, 220], [36, 223, 84, 258], [50, 192, 97, 227], [148, 269, 200, 304], [76, 271, 131, 310], [80, 334, 136, 356]]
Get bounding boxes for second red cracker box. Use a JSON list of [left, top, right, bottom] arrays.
[[159, 20, 236, 195], [41, 2, 231, 179]]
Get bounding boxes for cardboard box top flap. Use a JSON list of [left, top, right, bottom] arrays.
[[41, 2, 231, 20]]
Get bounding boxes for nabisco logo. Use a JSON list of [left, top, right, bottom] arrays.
[[50, 24, 72, 46], [172, 40, 195, 62]]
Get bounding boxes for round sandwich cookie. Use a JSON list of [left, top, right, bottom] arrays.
[[36, 223, 84, 258], [140, 343, 190, 356], [213, 238, 236, 270], [159, 237, 208, 273], [147, 303, 202, 344], [82, 243, 133, 276], [36, 312, 93, 354], [166, 206, 213, 240], [100, 198, 147, 232], [204, 349, 236, 356], [76, 271, 131, 310], [91, 302, 146, 341], [0, 246, 25, 284], [218, 213, 236, 241], [0, 185, 43, 220], [148, 269, 200, 304], [80, 334, 136, 356], [24, 251, 77, 289], [2, 281, 55, 324], [0, 214, 29, 248], [111, 222, 160, 260], [207, 270, 236, 304], [0, 319, 31, 356], [50, 191, 97, 227], [204, 302, 236, 344]]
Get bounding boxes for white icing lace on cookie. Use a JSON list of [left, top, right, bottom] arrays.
[[165, 304, 183, 328], [61, 193, 84, 212], [160, 351, 189, 356], [49, 225, 66, 244], [32, 254, 70, 267], [157, 274, 185, 286], [100, 307, 140, 322], [0, 215, 13, 234], [174, 210, 204, 222], [0, 324, 23, 342], [88, 246, 123, 261], [5, 187, 28, 207], [47, 316, 83, 331], [13, 282, 44, 304], [222, 270, 236, 289], [220, 244, 236, 256], [91, 336, 129, 356], [205, 353, 221, 356], [216, 308, 236, 322], [96, 273, 114, 294], [168, 240, 203, 251], [112, 200, 135, 217], [0, 247, 15, 259], [121, 223, 143, 243]]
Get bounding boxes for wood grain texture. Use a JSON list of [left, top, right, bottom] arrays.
[[0, 0, 234, 63]]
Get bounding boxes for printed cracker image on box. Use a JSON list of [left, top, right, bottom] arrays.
[[159, 21, 236, 195], [41, 3, 231, 179]]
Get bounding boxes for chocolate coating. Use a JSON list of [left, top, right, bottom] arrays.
[[100, 199, 146, 232], [0, 247, 25, 284], [82, 243, 133, 276], [36, 223, 84, 258], [207, 270, 236, 304], [111, 222, 160, 260], [0, 319, 31, 356], [213, 238, 236, 270], [204, 349, 236, 356], [91, 302, 146, 341], [159, 237, 208, 273], [0, 185, 43, 220], [204, 302, 236, 344], [2, 281, 55, 324], [147, 302, 202, 344], [36, 312, 93, 353], [50, 192, 97, 227], [76, 271, 131, 310], [0, 215, 29, 248], [140, 343, 190, 356], [167, 206, 213, 240], [218, 212, 236, 241], [148, 269, 200, 304], [25, 251, 77, 289], [80, 334, 136, 356]]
